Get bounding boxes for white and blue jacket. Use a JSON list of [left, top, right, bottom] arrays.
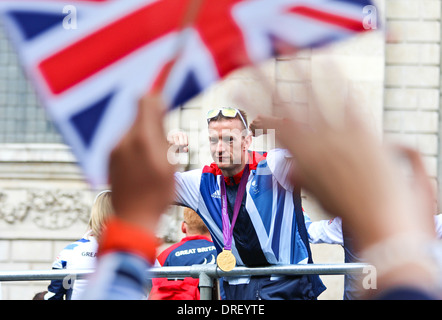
[[175, 149, 325, 296], [45, 231, 98, 300]]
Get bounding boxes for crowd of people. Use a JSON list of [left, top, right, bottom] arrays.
[[35, 65, 442, 300]]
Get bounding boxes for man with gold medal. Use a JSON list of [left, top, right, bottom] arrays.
[[170, 107, 325, 300]]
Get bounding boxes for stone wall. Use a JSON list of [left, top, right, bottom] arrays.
[[0, 144, 93, 299], [383, 0, 441, 194]]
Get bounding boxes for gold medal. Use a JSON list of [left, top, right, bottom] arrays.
[[217, 249, 236, 272]]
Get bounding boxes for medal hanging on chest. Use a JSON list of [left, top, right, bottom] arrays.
[[216, 249, 236, 272], [216, 165, 249, 272]]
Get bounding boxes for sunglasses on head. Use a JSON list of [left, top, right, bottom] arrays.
[[206, 107, 248, 131]]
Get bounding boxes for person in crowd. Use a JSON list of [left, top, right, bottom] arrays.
[[168, 106, 325, 300], [32, 291, 47, 300], [253, 95, 441, 299], [84, 86, 441, 300], [307, 216, 367, 300], [45, 190, 113, 300], [149, 207, 217, 300], [307, 214, 442, 299]]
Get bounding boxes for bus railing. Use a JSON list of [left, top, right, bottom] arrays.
[[0, 263, 370, 300]]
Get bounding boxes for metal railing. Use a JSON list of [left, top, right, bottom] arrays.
[[0, 263, 370, 300]]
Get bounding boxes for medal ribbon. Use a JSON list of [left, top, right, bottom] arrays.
[[220, 164, 250, 251]]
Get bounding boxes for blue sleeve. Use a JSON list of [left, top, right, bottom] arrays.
[[46, 272, 68, 300], [46, 254, 69, 300], [81, 252, 151, 300]]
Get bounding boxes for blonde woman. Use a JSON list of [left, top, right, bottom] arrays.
[[45, 190, 113, 300]]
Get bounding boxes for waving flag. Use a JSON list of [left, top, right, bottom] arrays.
[[0, 0, 377, 186]]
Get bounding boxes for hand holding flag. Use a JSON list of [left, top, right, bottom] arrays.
[[0, 0, 377, 186]]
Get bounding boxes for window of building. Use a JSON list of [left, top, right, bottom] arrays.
[[0, 25, 62, 144]]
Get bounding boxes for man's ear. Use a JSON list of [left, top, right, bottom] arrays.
[[244, 132, 253, 150], [181, 221, 187, 235]]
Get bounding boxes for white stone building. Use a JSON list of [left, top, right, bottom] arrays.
[[0, 0, 440, 299]]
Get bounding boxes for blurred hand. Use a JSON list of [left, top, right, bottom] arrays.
[[238, 58, 441, 295], [258, 90, 436, 252], [249, 114, 283, 137], [109, 94, 175, 233]]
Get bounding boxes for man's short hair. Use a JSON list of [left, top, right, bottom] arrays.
[[183, 207, 209, 235]]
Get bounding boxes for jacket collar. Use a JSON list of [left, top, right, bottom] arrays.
[[209, 151, 267, 186], [181, 235, 212, 242]]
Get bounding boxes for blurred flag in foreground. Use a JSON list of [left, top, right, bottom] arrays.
[[0, 0, 377, 186]]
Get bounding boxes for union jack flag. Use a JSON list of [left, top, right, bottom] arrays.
[[0, 0, 376, 186]]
